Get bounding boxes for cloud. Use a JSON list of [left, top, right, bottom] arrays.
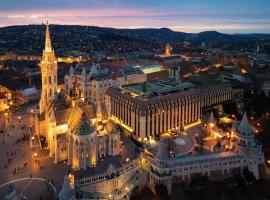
[[0, 5, 270, 33]]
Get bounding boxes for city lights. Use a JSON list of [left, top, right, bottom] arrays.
[[0, 1, 269, 199]]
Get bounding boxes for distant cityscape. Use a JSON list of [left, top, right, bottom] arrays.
[[0, 19, 270, 200]]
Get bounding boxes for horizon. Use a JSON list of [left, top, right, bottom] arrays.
[[1, 23, 270, 35], [0, 0, 270, 34]]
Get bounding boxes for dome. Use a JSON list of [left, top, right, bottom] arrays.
[[173, 132, 194, 156]]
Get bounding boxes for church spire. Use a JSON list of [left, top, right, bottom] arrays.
[[45, 21, 53, 53]]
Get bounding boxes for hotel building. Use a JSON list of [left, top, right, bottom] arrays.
[[106, 79, 232, 138]]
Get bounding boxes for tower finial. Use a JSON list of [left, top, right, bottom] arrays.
[[45, 21, 52, 53]]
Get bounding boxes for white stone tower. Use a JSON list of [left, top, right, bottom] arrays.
[[39, 21, 58, 114], [232, 112, 265, 178]]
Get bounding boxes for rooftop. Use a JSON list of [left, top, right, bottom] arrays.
[[133, 63, 167, 74], [121, 79, 194, 100]]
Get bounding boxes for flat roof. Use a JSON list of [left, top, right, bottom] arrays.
[[121, 79, 194, 100], [133, 64, 167, 74]]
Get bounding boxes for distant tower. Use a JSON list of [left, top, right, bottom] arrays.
[[39, 21, 58, 114], [165, 44, 171, 57]]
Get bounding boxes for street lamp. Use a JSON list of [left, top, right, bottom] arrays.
[[17, 116, 22, 128]]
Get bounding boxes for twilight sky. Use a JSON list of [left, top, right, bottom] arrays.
[[0, 0, 270, 33]]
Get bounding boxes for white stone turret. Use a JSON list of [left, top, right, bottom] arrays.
[[208, 111, 216, 125], [206, 111, 216, 137], [232, 112, 265, 179], [236, 112, 253, 139], [233, 112, 262, 154]]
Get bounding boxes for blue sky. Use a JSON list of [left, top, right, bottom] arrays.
[[0, 0, 270, 33]]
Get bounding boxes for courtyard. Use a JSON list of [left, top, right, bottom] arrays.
[[0, 105, 67, 200]]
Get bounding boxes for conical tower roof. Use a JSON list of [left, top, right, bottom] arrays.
[[208, 111, 215, 124], [107, 163, 116, 176], [237, 112, 253, 137]]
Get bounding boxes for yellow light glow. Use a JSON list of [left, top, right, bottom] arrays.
[[69, 174, 75, 189], [110, 115, 134, 132], [57, 124, 69, 133], [220, 117, 233, 123], [241, 69, 248, 74], [183, 120, 201, 130], [213, 131, 222, 138]]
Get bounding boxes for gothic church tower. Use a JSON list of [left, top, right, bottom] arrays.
[[39, 21, 58, 114]]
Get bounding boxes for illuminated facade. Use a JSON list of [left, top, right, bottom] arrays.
[[32, 22, 264, 200], [64, 64, 146, 105], [106, 79, 232, 139], [165, 44, 171, 57], [39, 21, 58, 114], [36, 22, 121, 167], [73, 113, 265, 199]]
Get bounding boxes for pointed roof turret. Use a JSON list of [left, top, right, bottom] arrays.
[[96, 101, 102, 117], [237, 112, 253, 137], [107, 163, 116, 176], [208, 111, 215, 124], [45, 21, 53, 53]]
